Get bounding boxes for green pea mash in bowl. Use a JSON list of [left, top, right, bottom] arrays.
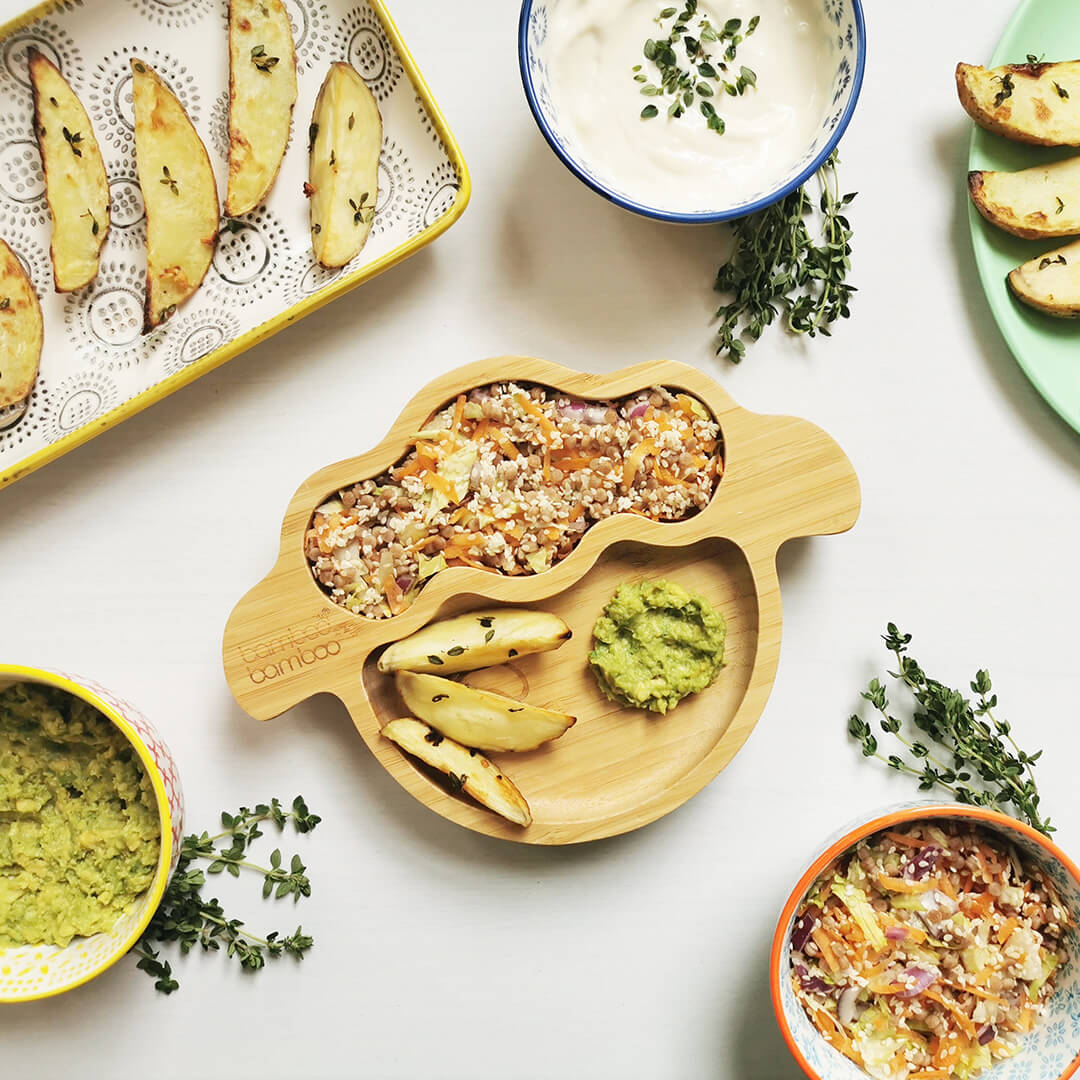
[[588, 579, 727, 714], [0, 682, 161, 948]]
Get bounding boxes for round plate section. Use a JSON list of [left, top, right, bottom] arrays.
[[363, 537, 758, 844], [968, 0, 1080, 433]]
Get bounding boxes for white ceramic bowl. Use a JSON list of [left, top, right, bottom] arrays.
[[771, 803, 1080, 1080], [519, 0, 866, 223]]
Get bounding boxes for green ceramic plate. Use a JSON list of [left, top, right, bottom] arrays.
[[969, 0, 1080, 433]]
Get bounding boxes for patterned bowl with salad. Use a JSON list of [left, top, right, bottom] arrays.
[[771, 804, 1080, 1080]]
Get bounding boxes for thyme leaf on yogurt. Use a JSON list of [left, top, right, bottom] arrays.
[[636, 1, 758, 129]]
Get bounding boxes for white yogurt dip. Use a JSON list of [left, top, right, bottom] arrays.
[[545, 0, 832, 212]]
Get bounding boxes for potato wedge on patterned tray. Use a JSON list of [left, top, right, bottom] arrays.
[[1007, 238, 1080, 316], [378, 609, 572, 675], [970, 156, 1080, 239], [396, 671, 575, 753], [956, 60, 1080, 146], [381, 718, 532, 827], [28, 48, 109, 292], [131, 58, 219, 332], [308, 61, 381, 268], [0, 238, 44, 410], [226, 0, 297, 216]]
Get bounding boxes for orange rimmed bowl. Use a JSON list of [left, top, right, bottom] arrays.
[[770, 803, 1080, 1080], [0, 665, 184, 1003]]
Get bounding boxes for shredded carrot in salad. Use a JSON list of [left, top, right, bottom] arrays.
[[305, 382, 723, 619], [790, 822, 1071, 1080]]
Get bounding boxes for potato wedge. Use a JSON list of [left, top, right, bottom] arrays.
[[378, 609, 572, 675], [29, 48, 109, 292], [957, 61, 1080, 146], [226, 0, 297, 215], [970, 157, 1080, 239], [1007, 238, 1080, 316], [381, 718, 532, 827], [0, 238, 44, 409], [131, 58, 219, 332], [396, 671, 575, 753], [308, 61, 381, 268]]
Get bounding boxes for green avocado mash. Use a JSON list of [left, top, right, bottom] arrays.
[[588, 580, 726, 714], [0, 682, 160, 948]]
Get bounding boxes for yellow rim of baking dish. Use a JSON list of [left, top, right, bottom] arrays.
[[0, 0, 472, 492]]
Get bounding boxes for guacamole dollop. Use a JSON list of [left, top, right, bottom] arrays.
[[588, 580, 726, 714], [0, 682, 161, 948]]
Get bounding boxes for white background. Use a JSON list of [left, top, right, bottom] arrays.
[[2, 1, 1079, 1077]]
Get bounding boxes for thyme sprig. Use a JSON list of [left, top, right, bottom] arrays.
[[848, 625, 1053, 835], [714, 151, 855, 361], [132, 796, 320, 993]]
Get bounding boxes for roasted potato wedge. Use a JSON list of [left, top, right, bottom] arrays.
[[378, 609, 572, 675], [0, 238, 44, 409], [1007, 238, 1080, 316], [381, 718, 532, 827], [131, 58, 219, 332], [396, 671, 575, 753], [970, 157, 1080, 239], [29, 48, 109, 292], [957, 61, 1080, 146], [308, 61, 381, 268], [226, 0, 297, 215]]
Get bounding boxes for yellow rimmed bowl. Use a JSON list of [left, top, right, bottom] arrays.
[[0, 665, 184, 1003]]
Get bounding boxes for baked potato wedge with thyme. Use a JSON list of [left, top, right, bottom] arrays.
[[378, 609, 572, 675], [29, 48, 109, 292], [396, 671, 575, 753], [957, 60, 1080, 146], [0, 237, 44, 409], [226, 0, 297, 215], [970, 157, 1080, 239], [381, 718, 532, 827], [131, 58, 218, 332], [1007, 238, 1080, 316], [308, 61, 381, 268]]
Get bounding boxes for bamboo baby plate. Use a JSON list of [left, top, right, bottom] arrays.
[[223, 358, 860, 844]]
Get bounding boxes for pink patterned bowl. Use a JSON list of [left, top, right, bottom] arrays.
[[0, 664, 184, 1003]]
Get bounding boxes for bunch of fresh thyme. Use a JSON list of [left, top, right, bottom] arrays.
[[635, 1, 759, 129], [132, 796, 321, 993], [848, 625, 1053, 835], [714, 151, 855, 361]]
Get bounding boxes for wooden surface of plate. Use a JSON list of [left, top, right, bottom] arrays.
[[223, 357, 861, 844]]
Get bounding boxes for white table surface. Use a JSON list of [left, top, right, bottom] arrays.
[[2, 1, 1079, 1077]]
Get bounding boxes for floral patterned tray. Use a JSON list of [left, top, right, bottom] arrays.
[[0, 0, 469, 489]]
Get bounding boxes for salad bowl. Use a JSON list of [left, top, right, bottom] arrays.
[[222, 357, 860, 844]]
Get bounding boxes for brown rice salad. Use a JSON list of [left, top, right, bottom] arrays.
[[306, 382, 723, 618], [790, 821, 1072, 1080]]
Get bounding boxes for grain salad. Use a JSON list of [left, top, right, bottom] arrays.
[[306, 382, 723, 619], [790, 822, 1072, 1080]]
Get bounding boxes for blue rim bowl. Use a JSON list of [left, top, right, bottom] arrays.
[[518, 0, 867, 224]]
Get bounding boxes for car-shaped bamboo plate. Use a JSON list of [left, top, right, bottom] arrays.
[[223, 358, 861, 844]]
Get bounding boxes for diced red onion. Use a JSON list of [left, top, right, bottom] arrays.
[[793, 963, 830, 994], [904, 844, 943, 882], [791, 907, 819, 952], [585, 405, 609, 425], [558, 401, 586, 417], [885, 926, 909, 942], [977, 1023, 996, 1046], [895, 966, 938, 999], [627, 401, 649, 419], [396, 575, 413, 592], [838, 986, 860, 1026]]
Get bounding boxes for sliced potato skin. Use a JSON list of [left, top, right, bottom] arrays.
[[378, 608, 572, 675], [131, 58, 219, 332], [29, 48, 109, 292], [396, 671, 575, 753], [1007, 238, 1080, 316], [0, 237, 44, 409], [381, 718, 532, 827], [957, 61, 1080, 146], [308, 61, 381, 268], [226, 0, 297, 215], [969, 158, 1080, 239]]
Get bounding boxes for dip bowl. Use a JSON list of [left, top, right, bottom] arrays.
[[771, 803, 1080, 1080], [0, 665, 183, 1003], [518, 0, 866, 223]]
